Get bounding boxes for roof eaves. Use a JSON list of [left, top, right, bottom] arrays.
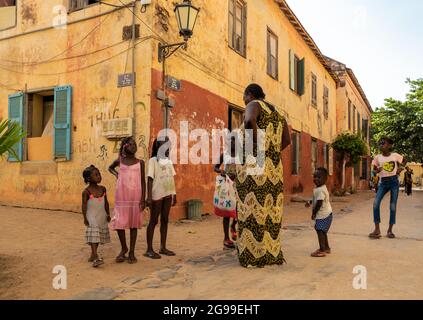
[[346, 68, 373, 113], [274, 0, 339, 84]]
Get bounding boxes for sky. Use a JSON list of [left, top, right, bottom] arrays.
[[286, 0, 423, 110]]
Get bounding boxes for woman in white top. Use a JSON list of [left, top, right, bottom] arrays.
[[145, 137, 177, 259]]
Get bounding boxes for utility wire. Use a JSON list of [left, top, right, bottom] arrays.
[[95, 0, 127, 8], [116, 0, 246, 91], [113, 41, 132, 111], [0, 36, 153, 76], [0, 40, 127, 67], [0, 82, 20, 92], [1, 11, 113, 66], [117, 0, 166, 42]]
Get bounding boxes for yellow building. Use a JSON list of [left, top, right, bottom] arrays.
[[400, 163, 423, 187], [0, 0, 354, 219], [326, 56, 373, 191]]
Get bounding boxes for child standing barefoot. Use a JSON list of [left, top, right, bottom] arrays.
[[109, 137, 146, 264], [145, 137, 177, 259], [82, 165, 111, 268], [306, 168, 333, 258]]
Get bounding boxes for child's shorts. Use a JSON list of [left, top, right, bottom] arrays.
[[315, 213, 333, 233]]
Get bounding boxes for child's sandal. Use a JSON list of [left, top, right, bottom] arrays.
[[92, 258, 104, 268], [311, 250, 326, 258], [224, 240, 235, 250]]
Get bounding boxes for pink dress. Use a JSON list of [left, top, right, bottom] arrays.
[[111, 162, 143, 230]]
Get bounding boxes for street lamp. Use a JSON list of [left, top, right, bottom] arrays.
[[158, 0, 200, 129], [158, 0, 200, 63]]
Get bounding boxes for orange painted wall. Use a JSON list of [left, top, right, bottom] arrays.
[[150, 69, 336, 220], [150, 69, 229, 220]]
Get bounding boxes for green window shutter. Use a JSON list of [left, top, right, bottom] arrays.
[[289, 50, 295, 91], [298, 58, 305, 96], [54, 86, 72, 161], [7, 93, 24, 162]]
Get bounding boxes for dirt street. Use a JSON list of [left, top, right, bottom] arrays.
[[1, 191, 422, 300]]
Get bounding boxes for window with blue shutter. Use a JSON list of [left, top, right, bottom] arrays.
[[53, 86, 72, 160], [7, 92, 24, 162]]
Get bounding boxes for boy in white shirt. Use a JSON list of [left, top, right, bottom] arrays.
[[306, 168, 333, 258]]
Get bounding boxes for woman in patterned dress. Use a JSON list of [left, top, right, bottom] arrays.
[[235, 84, 291, 268]]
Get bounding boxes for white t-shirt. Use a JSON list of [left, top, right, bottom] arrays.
[[372, 153, 404, 178], [313, 185, 333, 220], [148, 157, 176, 201]]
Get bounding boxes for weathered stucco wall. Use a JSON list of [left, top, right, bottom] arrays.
[[1, 0, 365, 219], [148, 0, 339, 218], [0, 1, 153, 211], [152, 0, 337, 143]]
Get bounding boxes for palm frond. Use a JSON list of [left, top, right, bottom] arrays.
[[0, 119, 26, 160]]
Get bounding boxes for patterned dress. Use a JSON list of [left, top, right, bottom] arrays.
[[235, 100, 285, 268]]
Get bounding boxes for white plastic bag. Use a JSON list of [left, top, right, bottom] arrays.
[[213, 175, 237, 218]]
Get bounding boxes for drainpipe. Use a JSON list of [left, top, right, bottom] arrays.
[[131, 0, 137, 137]]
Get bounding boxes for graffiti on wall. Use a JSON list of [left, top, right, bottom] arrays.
[[97, 145, 109, 161], [73, 138, 96, 154], [88, 98, 120, 128]]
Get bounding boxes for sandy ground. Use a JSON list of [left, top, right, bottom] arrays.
[[0, 190, 422, 300]]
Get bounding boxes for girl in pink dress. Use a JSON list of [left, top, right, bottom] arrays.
[[109, 137, 146, 264]]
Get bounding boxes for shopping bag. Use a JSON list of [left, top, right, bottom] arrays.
[[213, 175, 237, 218]]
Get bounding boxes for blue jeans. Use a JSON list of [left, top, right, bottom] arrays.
[[373, 176, 400, 225]]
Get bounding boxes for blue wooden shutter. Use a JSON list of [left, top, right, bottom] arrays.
[[8, 93, 24, 162], [54, 86, 72, 160], [298, 58, 305, 96]]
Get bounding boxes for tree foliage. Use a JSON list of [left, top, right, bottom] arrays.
[[371, 79, 423, 163], [331, 132, 368, 167], [0, 119, 26, 160]]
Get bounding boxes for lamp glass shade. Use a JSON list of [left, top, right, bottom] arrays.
[[175, 1, 199, 39]]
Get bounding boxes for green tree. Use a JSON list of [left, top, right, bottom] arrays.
[[371, 79, 423, 163], [331, 132, 368, 191], [0, 119, 26, 160]]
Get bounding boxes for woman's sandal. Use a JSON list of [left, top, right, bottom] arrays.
[[159, 249, 176, 256], [311, 250, 326, 258], [387, 232, 396, 239], [144, 251, 162, 260], [369, 232, 382, 239]]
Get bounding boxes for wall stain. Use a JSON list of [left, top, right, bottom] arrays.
[[21, 2, 38, 25]]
